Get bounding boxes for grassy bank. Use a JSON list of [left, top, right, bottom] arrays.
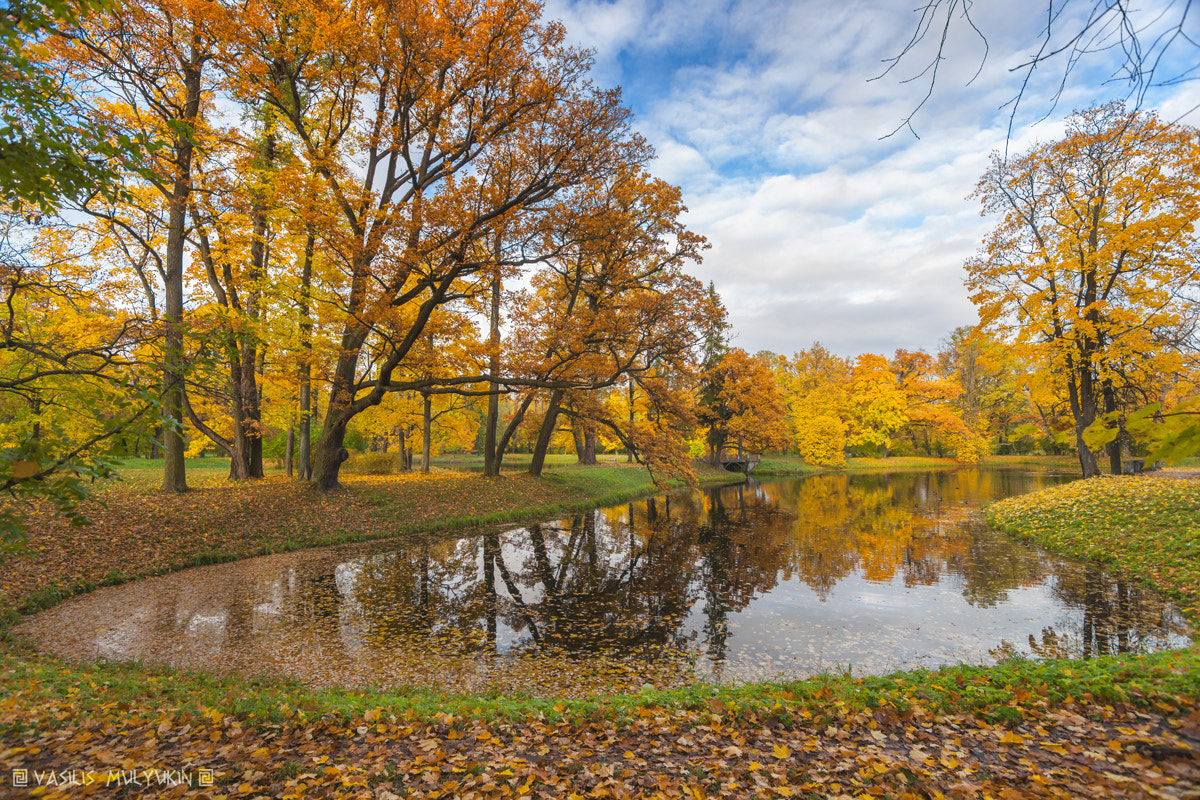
[[754, 452, 1087, 476], [754, 454, 961, 475], [2, 462, 739, 622], [987, 476, 1200, 621]]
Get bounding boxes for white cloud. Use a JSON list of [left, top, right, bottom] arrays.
[[547, 0, 1200, 357]]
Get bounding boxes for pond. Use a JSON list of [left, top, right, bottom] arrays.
[[18, 468, 1192, 697]]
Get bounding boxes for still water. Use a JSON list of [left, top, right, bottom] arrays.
[[19, 468, 1192, 696]]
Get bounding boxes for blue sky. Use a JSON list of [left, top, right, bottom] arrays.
[[542, 0, 1200, 358]]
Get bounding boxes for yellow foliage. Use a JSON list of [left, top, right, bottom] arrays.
[[794, 414, 847, 468]]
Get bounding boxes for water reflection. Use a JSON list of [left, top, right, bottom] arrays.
[[18, 468, 1192, 695]]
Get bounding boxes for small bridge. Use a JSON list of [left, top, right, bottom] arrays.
[[719, 450, 761, 473]]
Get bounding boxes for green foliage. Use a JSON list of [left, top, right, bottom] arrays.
[[0, 0, 155, 213], [0, 431, 117, 554], [1089, 401, 1200, 467]]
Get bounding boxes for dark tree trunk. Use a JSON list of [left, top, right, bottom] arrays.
[[571, 418, 585, 461], [1066, 347, 1101, 478], [493, 391, 537, 476], [1104, 380, 1121, 475], [162, 39, 205, 494], [285, 424, 294, 477], [227, 346, 250, 480], [421, 393, 432, 473], [238, 127, 273, 480], [483, 269, 502, 477], [529, 389, 564, 477], [297, 228, 314, 481], [314, 399, 352, 492], [626, 378, 635, 463], [580, 429, 597, 465]]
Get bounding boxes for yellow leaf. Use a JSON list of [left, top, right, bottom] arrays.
[[773, 743, 791, 759], [11, 461, 39, 479]]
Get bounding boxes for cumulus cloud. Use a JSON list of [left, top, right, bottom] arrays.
[[545, 0, 1200, 357]]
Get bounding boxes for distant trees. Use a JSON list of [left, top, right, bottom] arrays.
[[776, 343, 988, 466], [967, 103, 1200, 477], [697, 348, 788, 466]]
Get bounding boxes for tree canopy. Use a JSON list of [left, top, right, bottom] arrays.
[[967, 102, 1200, 477]]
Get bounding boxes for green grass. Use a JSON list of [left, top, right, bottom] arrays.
[[429, 452, 631, 471], [755, 453, 962, 475], [4, 629, 1195, 734], [987, 476, 1200, 620]]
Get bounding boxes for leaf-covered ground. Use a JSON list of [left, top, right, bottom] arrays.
[[3, 666, 1199, 799], [2, 468, 1199, 798], [1, 466, 672, 615], [987, 475, 1200, 622]]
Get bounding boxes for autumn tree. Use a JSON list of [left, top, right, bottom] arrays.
[[890, 348, 987, 462], [0, 212, 156, 548], [778, 343, 850, 468], [229, 0, 648, 491], [496, 169, 714, 482], [842, 353, 907, 457], [0, 0, 165, 542], [967, 103, 1200, 477], [937, 326, 1031, 447], [698, 348, 789, 467], [51, 0, 229, 491]]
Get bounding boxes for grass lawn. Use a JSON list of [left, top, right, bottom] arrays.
[[1, 459, 1197, 797]]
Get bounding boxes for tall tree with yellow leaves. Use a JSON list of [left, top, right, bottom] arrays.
[[52, 0, 227, 491], [967, 102, 1200, 477]]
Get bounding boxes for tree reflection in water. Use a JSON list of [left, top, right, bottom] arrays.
[[20, 469, 1193, 697], [335, 469, 1189, 689]]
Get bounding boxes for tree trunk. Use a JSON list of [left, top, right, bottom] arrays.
[[528, 389, 564, 477], [626, 378, 635, 463], [161, 37, 205, 494], [1071, 390, 1101, 478], [580, 429, 597, 466], [285, 423, 294, 477], [297, 228, 314, 481], [227, 345, 250, 480], [313, 396, 352, 491], [421, 393, 432, 473], [240, 342, 264, 478], [494, 391, 537, 476], [483, 268, 502, 477], [1104, 380, 1121, 476]]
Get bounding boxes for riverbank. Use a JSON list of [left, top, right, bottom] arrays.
[[2, 465, 1198, 797], [753, 453, 1084, 476], [1, 462, 742, 621], [986, 475, 1200, 626]]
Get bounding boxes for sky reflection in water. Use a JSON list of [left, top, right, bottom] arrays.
[[20, 468, 1192, 696]]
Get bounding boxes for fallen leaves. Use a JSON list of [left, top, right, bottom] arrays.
[[2, 677, 1199, 799]]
